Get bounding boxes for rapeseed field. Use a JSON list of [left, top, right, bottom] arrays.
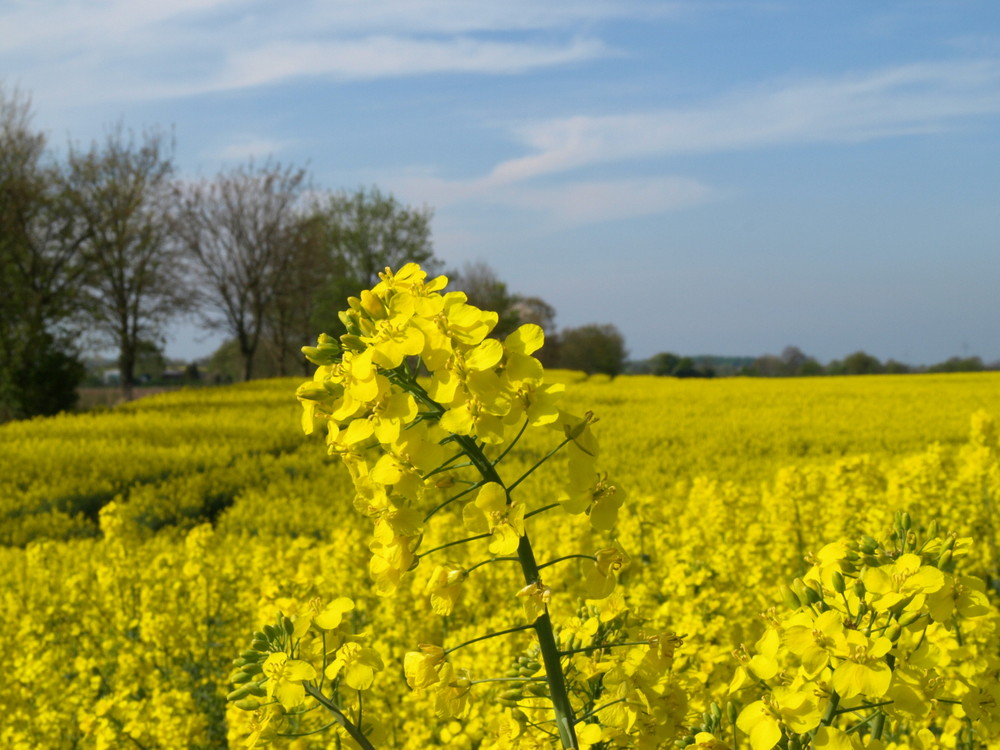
[[3, 267, 998, 749]]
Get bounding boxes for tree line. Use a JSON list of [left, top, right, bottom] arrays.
[[630, 346, 998, 378], [0, 88, 629, 421]]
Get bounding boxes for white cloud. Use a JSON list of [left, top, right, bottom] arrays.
[[215, 36, 607, 90], [0, 0, 647, 104], [486, 59, 1000, 183]]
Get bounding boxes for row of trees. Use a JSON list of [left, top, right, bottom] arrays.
[[631, 346, 999, 379], [0, 87, 441, 420], [0, 87, 630, 421]]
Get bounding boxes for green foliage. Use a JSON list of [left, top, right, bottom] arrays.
[[558, 323, 627, 376], [308, 187, 440, 335]]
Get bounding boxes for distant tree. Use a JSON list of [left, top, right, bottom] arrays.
[[176, 160, 307, 381], [745, 354, 786, 377], [64, 125, 188, 400], [884, 359, 912, 374], [453, 261, 521, 339], [832, 351, 884, 376], [309, 187, 439, 333], [929, 356, 984, 373], [558, 323, 627, 376], [262, 211, 334, 376], [649, 351, 681, 376], [0, 87, 88, 420]]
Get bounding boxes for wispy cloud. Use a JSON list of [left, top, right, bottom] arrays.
[[485, 60, 1000, 183], [383, 58, 1000, 227], [215, 36, 607, 90], [0, 0, 649, 104]]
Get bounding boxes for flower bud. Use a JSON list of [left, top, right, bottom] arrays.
[[885, 623, 902, 642], [726, 701, 739, 725], [802, 585, 822, 605], [782, 585, 802, 610], [860, 536, 879, 555], [900, 512, 912, 531], [898, 611, 922, 627], [234, 699, 262, 711], [937, 549, 952, 568]]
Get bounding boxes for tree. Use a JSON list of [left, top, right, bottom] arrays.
[[0, 87, 88, 420], [309, 187, 439, 332], [829, 351, 884, 376], [176, 160, 307, 381], [65, 125, 188, 400], [262, 211, 335, 376], [558, 323, 627, 376]]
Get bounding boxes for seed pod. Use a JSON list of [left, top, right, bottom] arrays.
[[247, 681, 268, 698], [227, 685, 251, 702], [831, 571, 846, 594], [230, 670, 253, 685]]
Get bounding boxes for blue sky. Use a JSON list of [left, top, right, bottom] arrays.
[[4, 0, 1000, 365]]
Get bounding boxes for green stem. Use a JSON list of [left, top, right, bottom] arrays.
[[304, 684, 377, 750], [405, 375, 580, 749], [575, 697, 627, 724], [559, 640, 652, 657], [492, 417, 530, 467], [424, 480, 485, 522], [417, 532, 491, 559], [538, 554, 597, 570], [819, 691, 840, 728], [525, 502, 561, 520], [466, 556, 521, 575], [507, 436, 573, 493], [870, 711, 886, 741], [278, 721, 338, 738], [444, 623, 535, 655]]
